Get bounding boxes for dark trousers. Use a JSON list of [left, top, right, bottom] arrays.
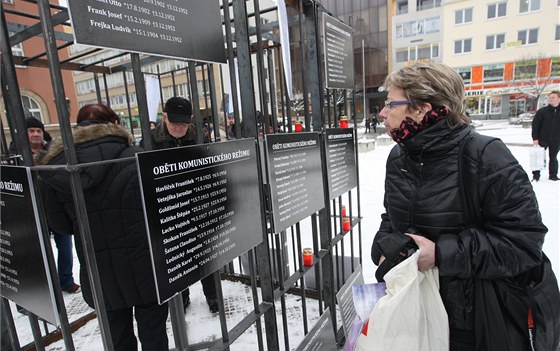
[[549, 143, 559, 177], [450, 328, 475, 351], [106, 303, 168, 351], [183, 274, 217, 300], [52, 231, 75, 289]]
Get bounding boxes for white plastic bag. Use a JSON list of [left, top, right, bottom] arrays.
[[530, 145, 546, 171], [356, 251, 449, 351]]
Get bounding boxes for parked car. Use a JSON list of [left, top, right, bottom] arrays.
[[518, 112, 535, 123], [510, 112, 535, 125], [470, 120, 483, 129]]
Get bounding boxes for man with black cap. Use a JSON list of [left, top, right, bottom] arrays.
[[9, 117, 80, 294], [143, 97, 219, 313]]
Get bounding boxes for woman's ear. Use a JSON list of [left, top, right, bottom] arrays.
[[416, 102, 432, 120]]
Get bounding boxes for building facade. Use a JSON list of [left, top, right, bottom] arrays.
[[442, 0, 560, 119], [390, 0, 443, 71], [1, 0, 79, 139]]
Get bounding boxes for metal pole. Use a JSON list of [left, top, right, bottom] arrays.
[[188, 61, 204, 144], [207, 64, 220, 141], [131, 53, 152, 150], [232, 0, 257, 138], [222, 0, 241, 138], [36, 0, 114, 349]]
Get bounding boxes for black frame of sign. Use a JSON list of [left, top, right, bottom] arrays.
[[136, 139, 263, 303], [264, 132, 325, 233], [66, 0, 227, 64], [0, 165, 59, 325], [324, 128, 358, 200]]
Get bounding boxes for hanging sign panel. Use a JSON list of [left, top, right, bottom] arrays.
[[323, 13, 354, 89], [265, 133, 324, 233], [325, 128, 357, 200], [136, 139, 263, 303], [67, 0, 226, 63], [0, 166, 59, 325]]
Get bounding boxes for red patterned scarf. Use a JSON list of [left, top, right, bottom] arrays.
[[389, 106, 449, 143]]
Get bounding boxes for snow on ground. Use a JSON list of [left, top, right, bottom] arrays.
[[9, 119, 559, 350]]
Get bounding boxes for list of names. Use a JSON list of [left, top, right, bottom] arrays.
[[325, 129, 357, 200], [68, 0, 226, 63], [266, 134, 325, 233], [323, 13, 354, 89]]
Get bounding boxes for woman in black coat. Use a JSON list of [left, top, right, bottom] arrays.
[[35, 104, 168, 351], [371, 62, 551, 350]]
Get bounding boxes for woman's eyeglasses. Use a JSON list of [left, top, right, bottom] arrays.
[[384, 100, 411, 110]]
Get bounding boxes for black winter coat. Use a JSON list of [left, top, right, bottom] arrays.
[[371, 120, 547, 331], [532, 104, 560, 148], [144, 122, 199, 149], [35, 122, 158, 311]]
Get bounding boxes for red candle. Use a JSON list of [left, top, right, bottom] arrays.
[[294, 122, 303, 132], [343, 218, 351, 232], [339, 118, 348, 128], [341, 205, 347, 218], [303, 248, 313, 266]]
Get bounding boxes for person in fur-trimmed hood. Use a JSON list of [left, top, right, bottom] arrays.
[[35, 104, 169, 351]]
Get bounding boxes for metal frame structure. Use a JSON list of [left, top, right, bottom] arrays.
[[1, 0, 364, 349]]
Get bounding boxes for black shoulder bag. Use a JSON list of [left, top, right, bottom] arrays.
[[458, 134, 560, 351]]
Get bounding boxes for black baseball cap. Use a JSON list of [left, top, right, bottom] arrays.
[[164, 97, 192, 123]]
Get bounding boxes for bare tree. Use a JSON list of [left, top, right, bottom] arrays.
[[506, 55, 555, 111]]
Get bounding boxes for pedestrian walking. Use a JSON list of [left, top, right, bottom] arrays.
[[531, 91, 560, 181]]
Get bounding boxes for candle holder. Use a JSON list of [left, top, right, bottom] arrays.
[[303, 248, 313, 266], [339, 116, 348, 128], [341, 205, 347, 218], [343, 217, 351, 232]]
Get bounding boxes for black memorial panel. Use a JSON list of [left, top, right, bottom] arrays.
[[265, 133, 324, 233], [323, 13, 354, 89], [0, 166, 58, 325], [67, 0, 226, 63], [325, 128, 357, 200], [136, 139, 263, 303]]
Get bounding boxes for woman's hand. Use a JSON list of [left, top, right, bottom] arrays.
[[406, 233, 435, 271]]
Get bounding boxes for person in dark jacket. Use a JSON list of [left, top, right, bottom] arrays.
[[8, 117, 80, 295], [371, 62, 549, 350], [143, 96, 219, 314], [35, 104, 168, 351], [531, 90, 560, 181]]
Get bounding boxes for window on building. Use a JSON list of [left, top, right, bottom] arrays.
[[487, 2, 507, 19], [396, 49, 408, 63], [514, 60, 537, 79], [455, 8, 473, 24], [483, 64, 504, 82], [396, 0, 408, 15], [395, 44, 439, 63], [555, 25, 560, 41], [8, 31, 24, 56], [417, 0, 441, 11], [454, 39, 472, 54], [21, 95, 43, 121], [519, 0, 540, 13], [486, 33, 505, 50], [551, 57, 560, 76], [2, 0, 14, 4], [457, 67, 472, 84], [518, 28, 539, 45]]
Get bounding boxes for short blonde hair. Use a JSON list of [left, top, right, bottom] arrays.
[[383, 61, 470, 126]]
